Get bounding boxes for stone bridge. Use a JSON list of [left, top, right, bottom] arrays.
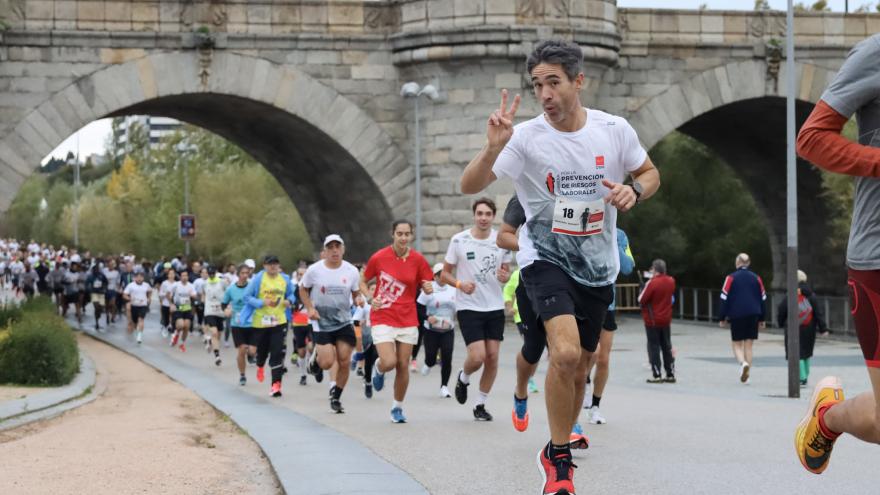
[[1, 0, 876, 291]]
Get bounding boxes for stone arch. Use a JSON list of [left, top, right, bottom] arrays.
[[624, 59, 841, 292], [0, 51, 412, 260]]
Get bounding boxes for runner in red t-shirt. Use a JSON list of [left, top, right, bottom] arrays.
[[361, 220, 434, 423]]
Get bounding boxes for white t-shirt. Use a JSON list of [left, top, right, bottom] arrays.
[[102, 268, 120, 291], [444, 229, 511, 312], [417, 282, 457, 330], [171, 282, 197, 311], [492, 109, 647, 287], [203, 277, 228, 317], [159, 279, 176, 308], [300, 260, 360, 332], [124, 281, 151, 307]]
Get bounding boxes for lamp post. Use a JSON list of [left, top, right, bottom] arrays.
[[176, 142, 197, 257], [401, 82, 440, 252], [67, 137, 80, 248], [785, 0, 800, 399]]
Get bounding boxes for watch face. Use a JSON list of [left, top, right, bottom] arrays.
[[632, 182, 643, 195]]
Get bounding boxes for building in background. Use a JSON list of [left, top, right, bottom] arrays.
[[117, 116, 181, 150]]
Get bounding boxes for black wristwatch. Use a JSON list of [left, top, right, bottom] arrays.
[[629, 181, 644, 203]]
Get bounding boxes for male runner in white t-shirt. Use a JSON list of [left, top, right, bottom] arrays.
[[300, 235, 361, 414], [442, 198, 512, 421], [461, 39, 660, 495]]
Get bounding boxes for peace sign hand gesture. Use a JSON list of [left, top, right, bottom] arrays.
[[487, 89, 521, 150]]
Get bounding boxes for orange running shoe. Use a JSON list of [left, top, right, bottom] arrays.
[[569, 423, 589, 450], [256, 366, 265, 383], [512, 395, 529, 432], [795, 376, 844, 474], [537, 445, 577, 495], [179, 343, 186, 353], [271, 381, 282, 397]]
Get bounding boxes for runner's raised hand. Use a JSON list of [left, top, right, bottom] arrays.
[[487, 89, 521, 150]]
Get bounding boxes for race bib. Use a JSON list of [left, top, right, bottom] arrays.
[[133, 297, 147, 306], [210, 303, 221, 313], [261, 315, 278, 326], [93, 281, 102, 288], [178, 296, 190, 306], [551, 197, 604, 236]]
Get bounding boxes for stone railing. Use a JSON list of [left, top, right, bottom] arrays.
[[619, 8, 880, 46], [0, 0, 399, 34]]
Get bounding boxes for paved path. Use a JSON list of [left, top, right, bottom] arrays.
[[73, 304, 875, 495]]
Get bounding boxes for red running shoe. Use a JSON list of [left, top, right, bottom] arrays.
[[170, 332, 179, 347], [179, 343, 186, 353], [536, 445, 577, 495], [256, 366, 265, 383], [271, 381, 282, 397]]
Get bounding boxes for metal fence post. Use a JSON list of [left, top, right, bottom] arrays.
[[679, 288, 684, 318], [693, 288, 699, 320], [708, 289, 713, 321]]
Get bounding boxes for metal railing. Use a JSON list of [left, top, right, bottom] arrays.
[[615, 285, 854, 337]]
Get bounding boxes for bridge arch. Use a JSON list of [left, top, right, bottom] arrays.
[[0, 51, 411, 260], [625, 60, 841, 291]]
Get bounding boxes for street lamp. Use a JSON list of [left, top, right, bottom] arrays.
[[175, 141, 198, 257], [401, 81, 440, 252], [66, 149, 79, 248]]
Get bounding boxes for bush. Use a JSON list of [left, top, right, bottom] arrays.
[[0, 312, 79, 386], [0, 303, 22, 328], [20, 296, 56, 315]]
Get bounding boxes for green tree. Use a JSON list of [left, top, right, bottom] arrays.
[[619, 132, 773, 288], [3, 175, 48, 240]]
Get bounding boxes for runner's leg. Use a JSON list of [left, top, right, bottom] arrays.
[[394, 343, 412, 402], [544, 315, 582, 446]]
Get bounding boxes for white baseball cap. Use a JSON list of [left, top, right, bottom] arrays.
[[323, 234, 344, 247], [244, 258, 256, 269], [432, 263, 444, 274]]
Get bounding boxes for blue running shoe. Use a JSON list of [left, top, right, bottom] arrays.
[[512, 395, 529, 432], [570, 423, 589, 450], [390, 407, 407, 423], [372, 367, 385, 392]]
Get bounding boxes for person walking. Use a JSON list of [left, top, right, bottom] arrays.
[[776, 270, 829, 387], [638, 259, 676, 384], [719, 253, 767, 384]]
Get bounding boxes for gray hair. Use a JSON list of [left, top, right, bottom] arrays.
[[526, 40, 583, 81], [652, 259, 667, 274], [735, 253, 751, 268]]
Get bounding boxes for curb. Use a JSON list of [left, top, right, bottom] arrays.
[[80, 326, 428, 495], [0, 348, 100, 431]]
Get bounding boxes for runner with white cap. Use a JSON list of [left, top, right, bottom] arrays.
[[301, 234, 362, 413]]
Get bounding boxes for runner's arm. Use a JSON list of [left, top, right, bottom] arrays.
[[629, 158, 660, 202], [461, 146, 501, 194], [796, 100, 880, 177]]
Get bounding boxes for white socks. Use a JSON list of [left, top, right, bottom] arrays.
[[392, 400, 403, 409], [459, 370, 471, 385], [475, 390, 488, 406]]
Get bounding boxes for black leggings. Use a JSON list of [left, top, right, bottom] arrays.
[[423, 329, 454, 386], [363, 345, 378, 384], [255, 325, 287, 383], [645, 326, 675, 378]]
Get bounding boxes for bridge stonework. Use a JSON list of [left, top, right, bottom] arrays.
[[1, 1, 875, 290]]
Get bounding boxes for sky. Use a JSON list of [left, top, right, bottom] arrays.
[[42, 0, 862, 165]]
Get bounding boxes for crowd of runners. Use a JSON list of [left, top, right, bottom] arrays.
[[2, 36, 879, 495]]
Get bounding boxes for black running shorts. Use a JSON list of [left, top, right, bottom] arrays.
[[130, 305, 148, 322], [231, 326, 254, 347], [458, 309, 505, 345], [293, 325, 313, 349], [520, 260, 613, 353], [204, 315, 225, 329], [602, 310, 618, 331], [313, 324, 357, 347]]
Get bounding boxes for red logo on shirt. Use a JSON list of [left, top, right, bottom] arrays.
[[596, 156, 605, 168], [546, 172, 555, 194]]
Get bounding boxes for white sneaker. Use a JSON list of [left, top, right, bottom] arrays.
[[587, 405, 606, 425], [161, 328, 168, 339], [740, 362, 750, 384], [439, 385, 451, 398], [136, 331, 142, 344], [421, 364, 431, 376], [223, 340, 230, 348]]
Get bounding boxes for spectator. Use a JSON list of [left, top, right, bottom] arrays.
[[777, 270, 829, 387], [719, 253, 767, 384], [638, 259, 676, 383]]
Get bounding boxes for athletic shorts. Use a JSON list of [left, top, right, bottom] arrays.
[[90, 293, 105, 305], [231, 326, 254, 347], [730, 315, 760, 342], [314, 324, 357, 347], [516, 280, 546, 365], [293, 325, 312, 349], [204, 315, 225, 329], [53, 287, 63, 295], [372, 324, 419, 345], [520, 261, 613, 353], [130, 305, 148, 322], [173, 310, 193, 323], [848, 268, 880, 368], [603, 310, 618, 331], [458, 309, 505, 345]]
